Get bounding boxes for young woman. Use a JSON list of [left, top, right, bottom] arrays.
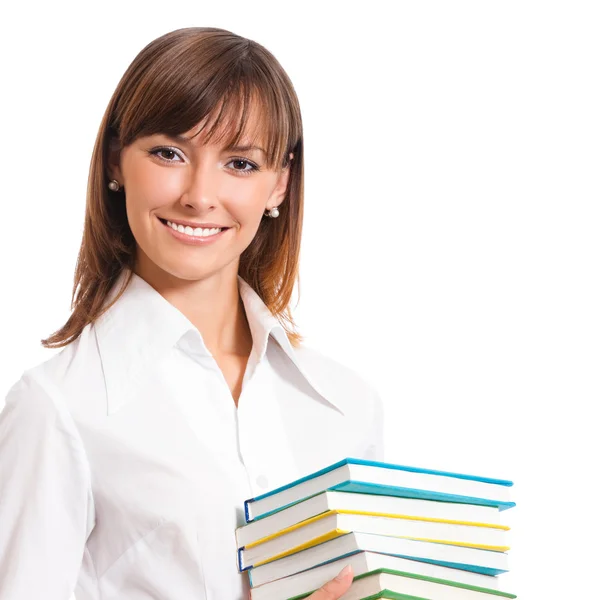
[[0, 27, 384, 600]]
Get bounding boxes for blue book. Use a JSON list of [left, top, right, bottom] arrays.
[[247, 533, 509, 589], [245, 458, 514, 523]]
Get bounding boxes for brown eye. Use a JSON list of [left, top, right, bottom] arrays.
[[149, 147, 184, 163], [226, 158, 260, 175]]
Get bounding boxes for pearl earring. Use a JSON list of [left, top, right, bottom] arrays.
[[265, 207, 280, 218], [108, 179, 121, 191]]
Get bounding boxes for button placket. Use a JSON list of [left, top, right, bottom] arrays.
[[237, 357, 300, 498]]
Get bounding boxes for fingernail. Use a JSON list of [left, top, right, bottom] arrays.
[[334, 564, 353, 581]]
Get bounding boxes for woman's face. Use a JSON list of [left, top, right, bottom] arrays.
[[108, 110, 291, 284]]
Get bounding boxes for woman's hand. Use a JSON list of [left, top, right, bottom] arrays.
[[305, 564, 353, 599]]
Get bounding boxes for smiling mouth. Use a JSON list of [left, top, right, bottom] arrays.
[[158, 217, 231, 233]]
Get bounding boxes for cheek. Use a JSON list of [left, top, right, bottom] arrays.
[[224, 182, 271, 224], [130, 168, 181, 211]]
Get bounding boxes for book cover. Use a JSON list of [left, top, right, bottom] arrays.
[[245, 458, 515, 522]]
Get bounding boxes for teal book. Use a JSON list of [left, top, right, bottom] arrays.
[[246, 532, 509, 588], [248, 547, 508, 600], [245, 458, 515, 523]]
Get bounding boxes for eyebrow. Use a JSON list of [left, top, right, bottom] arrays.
[[167, 134, 266, 157], [224, 144, 267, 157]]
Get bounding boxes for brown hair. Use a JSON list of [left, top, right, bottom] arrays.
[[41, 27, 305, 349]]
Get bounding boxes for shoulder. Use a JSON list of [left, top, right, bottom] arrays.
[[293, 343, 382, 417], [292, 343, 385, 461], [2, 370, 54, 426], [294, 344, 373, 388], [2, 323, 102, 424], [2, 361, 80, 446]]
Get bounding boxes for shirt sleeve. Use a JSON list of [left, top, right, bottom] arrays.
[[0, 370, 95, 600]]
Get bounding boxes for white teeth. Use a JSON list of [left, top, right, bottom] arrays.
[[167, 221, 222, 238]]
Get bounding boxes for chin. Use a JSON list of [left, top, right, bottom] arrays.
[[159, 257, 240, 283]]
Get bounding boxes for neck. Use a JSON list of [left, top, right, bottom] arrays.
[[133, 254, 253, 358]]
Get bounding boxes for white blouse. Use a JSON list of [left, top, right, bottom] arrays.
[[0, 269, 384, 600]]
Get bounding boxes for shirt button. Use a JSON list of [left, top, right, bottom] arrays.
[[256, 475, 269, 489]]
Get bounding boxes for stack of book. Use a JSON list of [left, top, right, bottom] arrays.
[[236, 458, 517, 600]]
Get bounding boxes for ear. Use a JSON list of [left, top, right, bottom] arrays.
[[268, 152, 294, 210], [106, 136, 124, 183]]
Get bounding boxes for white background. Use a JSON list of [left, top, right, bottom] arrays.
[[1, 1, 599, 598]]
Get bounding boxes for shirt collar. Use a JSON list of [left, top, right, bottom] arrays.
[[94, 269, 344, 416]]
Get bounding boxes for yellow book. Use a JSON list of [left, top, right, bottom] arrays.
[[238, 510, 510, 570], [236, 490, 508, 549]]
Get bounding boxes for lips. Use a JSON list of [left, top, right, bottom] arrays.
[[157, 217, 229, 230], [158, 216, 231, 245]]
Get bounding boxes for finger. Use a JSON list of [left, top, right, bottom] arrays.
[[307, 564, 353, 600]]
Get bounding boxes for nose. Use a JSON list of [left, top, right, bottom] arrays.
[[179, 159, 218, 212]]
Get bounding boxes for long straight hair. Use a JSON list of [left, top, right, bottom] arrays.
[[41, 27, 305, 349]]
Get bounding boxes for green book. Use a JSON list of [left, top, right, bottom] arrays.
[[288, 567, 517, 600], [362, 593, 429, 600]]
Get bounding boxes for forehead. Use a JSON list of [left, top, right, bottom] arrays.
[[182, 93, 267, 148]]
